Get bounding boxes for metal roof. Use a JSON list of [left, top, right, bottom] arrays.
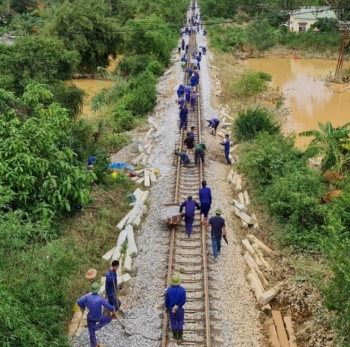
[[290, 6, 337, 20]]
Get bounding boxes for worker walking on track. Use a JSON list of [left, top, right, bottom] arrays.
[[206, 209, 227, 263], [179, 196, 200, 237], [199, 180, 212, 224], [220, 134, 231, 164], [194, 142, 206, 165], [105, 260, 121, 312], [165, 274, 187, 341], [179, 105, 188, 131], [77, 282, 116, 347]]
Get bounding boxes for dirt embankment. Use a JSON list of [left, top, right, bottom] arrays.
[[208, 48, 337, 347]]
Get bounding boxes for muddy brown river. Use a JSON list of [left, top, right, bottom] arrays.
[[248, 57, 350, 148], [72, 79, 114, 117]]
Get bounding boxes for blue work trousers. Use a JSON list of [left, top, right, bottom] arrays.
[[169, 307, 185, 330], [87, 315, 112, 347], [180, 118, 187, 131], [184, 215, 194, 236], [211, 234, 222, 260]]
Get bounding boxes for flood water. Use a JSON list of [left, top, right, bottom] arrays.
[[248, 57, 350, 148], [72, 79, 114, 117]]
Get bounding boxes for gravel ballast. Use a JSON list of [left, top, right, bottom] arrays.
[[73, 9, 264, 347]]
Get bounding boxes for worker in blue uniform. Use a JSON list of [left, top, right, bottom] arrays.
[[220, 134, 232, 164], [199, 180, 212, 224], [77, 282, 116, 347], [179, 196, 200, 237], [165, 275, 186, 341]]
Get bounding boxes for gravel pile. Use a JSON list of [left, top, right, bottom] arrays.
[[73, 7, 264, 347]]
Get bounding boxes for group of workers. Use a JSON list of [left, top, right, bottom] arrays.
[[76, 261, 121, 347], [166, 4, 232, 341], [169, 180, 227, 340], [76, 3, 231, 346]]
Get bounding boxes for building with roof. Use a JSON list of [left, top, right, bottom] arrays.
[[289, 6, 337, 32]]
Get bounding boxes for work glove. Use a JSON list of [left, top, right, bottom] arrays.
[[172, 305, 179, 313]]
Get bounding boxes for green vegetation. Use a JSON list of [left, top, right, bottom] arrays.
[[231, 69, 271, 99], [299, 121, 350, 173], [0, 0, 188, 345], [233, 106, 281, 142], [234, 116, 350, 343]]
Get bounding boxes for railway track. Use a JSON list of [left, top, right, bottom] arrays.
[[162, 8, 223, 347]]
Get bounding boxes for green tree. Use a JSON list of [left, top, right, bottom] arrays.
[[311, 17, 340, 33], [10, 0, 38, 13], [0, 35, 78, 94], [245, 19, 276, 51], [43, 0, 122, 73], [299, 121, 350, 172], [0, 85, 94, 219], [123, 14, 176, 65], [9, 12, 43, 35]]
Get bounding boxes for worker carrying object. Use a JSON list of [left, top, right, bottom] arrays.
[[105, 260, 122, 311]]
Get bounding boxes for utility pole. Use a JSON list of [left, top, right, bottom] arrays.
[[335, 22, 350, 76]]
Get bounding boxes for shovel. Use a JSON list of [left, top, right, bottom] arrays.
[[113, 279, 132, 335]]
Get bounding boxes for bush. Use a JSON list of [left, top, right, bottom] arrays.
[[47, 82, 84, 118], [208, 25, 246, 53], [238, 133, 304, 189], [125, 70, 157, 117], [118, 54, 152, 77], [99, 133, 131, 152], [323, 238, 350, 346], [233, 106, 281, 142], [146, 60, 164, 76], [245, 19, 276, 51], [112, 108, 135, 132], [231, 69, 270, 99], [263, 167, 326, 249]]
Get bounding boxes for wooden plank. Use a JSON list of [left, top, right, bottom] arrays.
[[267, 319, 281, 347], [283, 316, 297, 347], [272, 310, 289, 347], [163, 214, 183, 225]]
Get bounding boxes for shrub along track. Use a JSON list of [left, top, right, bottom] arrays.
[[161, 19, 223, 347]]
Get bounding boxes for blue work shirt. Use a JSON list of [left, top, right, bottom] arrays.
[[105, 269, 117, 297], [179, 108, 188, 120], [180, 200, 200, 217], [165, 286, 187, 310], [221, 139, 230, 153], [189, 130, 195, 140], [178, 98, 185, 107], [190, 75, 198, 87], [177, 85, 184, 97], [77, 293, 115, 321], [184, 85, 191, 94], [199, 187, 212, 204]]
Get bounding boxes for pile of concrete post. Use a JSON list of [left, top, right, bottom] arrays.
[[226, 169, 259, 228], [219, 104, 234, 129], [130, 115, 163, 187], [101, 188, 149, 288], [130, 168, 158, 187], [242, 235, 298, 346], [131, 115, 163, 168]]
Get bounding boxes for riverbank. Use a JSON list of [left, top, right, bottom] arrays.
[[208, 47, 338, 347]]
